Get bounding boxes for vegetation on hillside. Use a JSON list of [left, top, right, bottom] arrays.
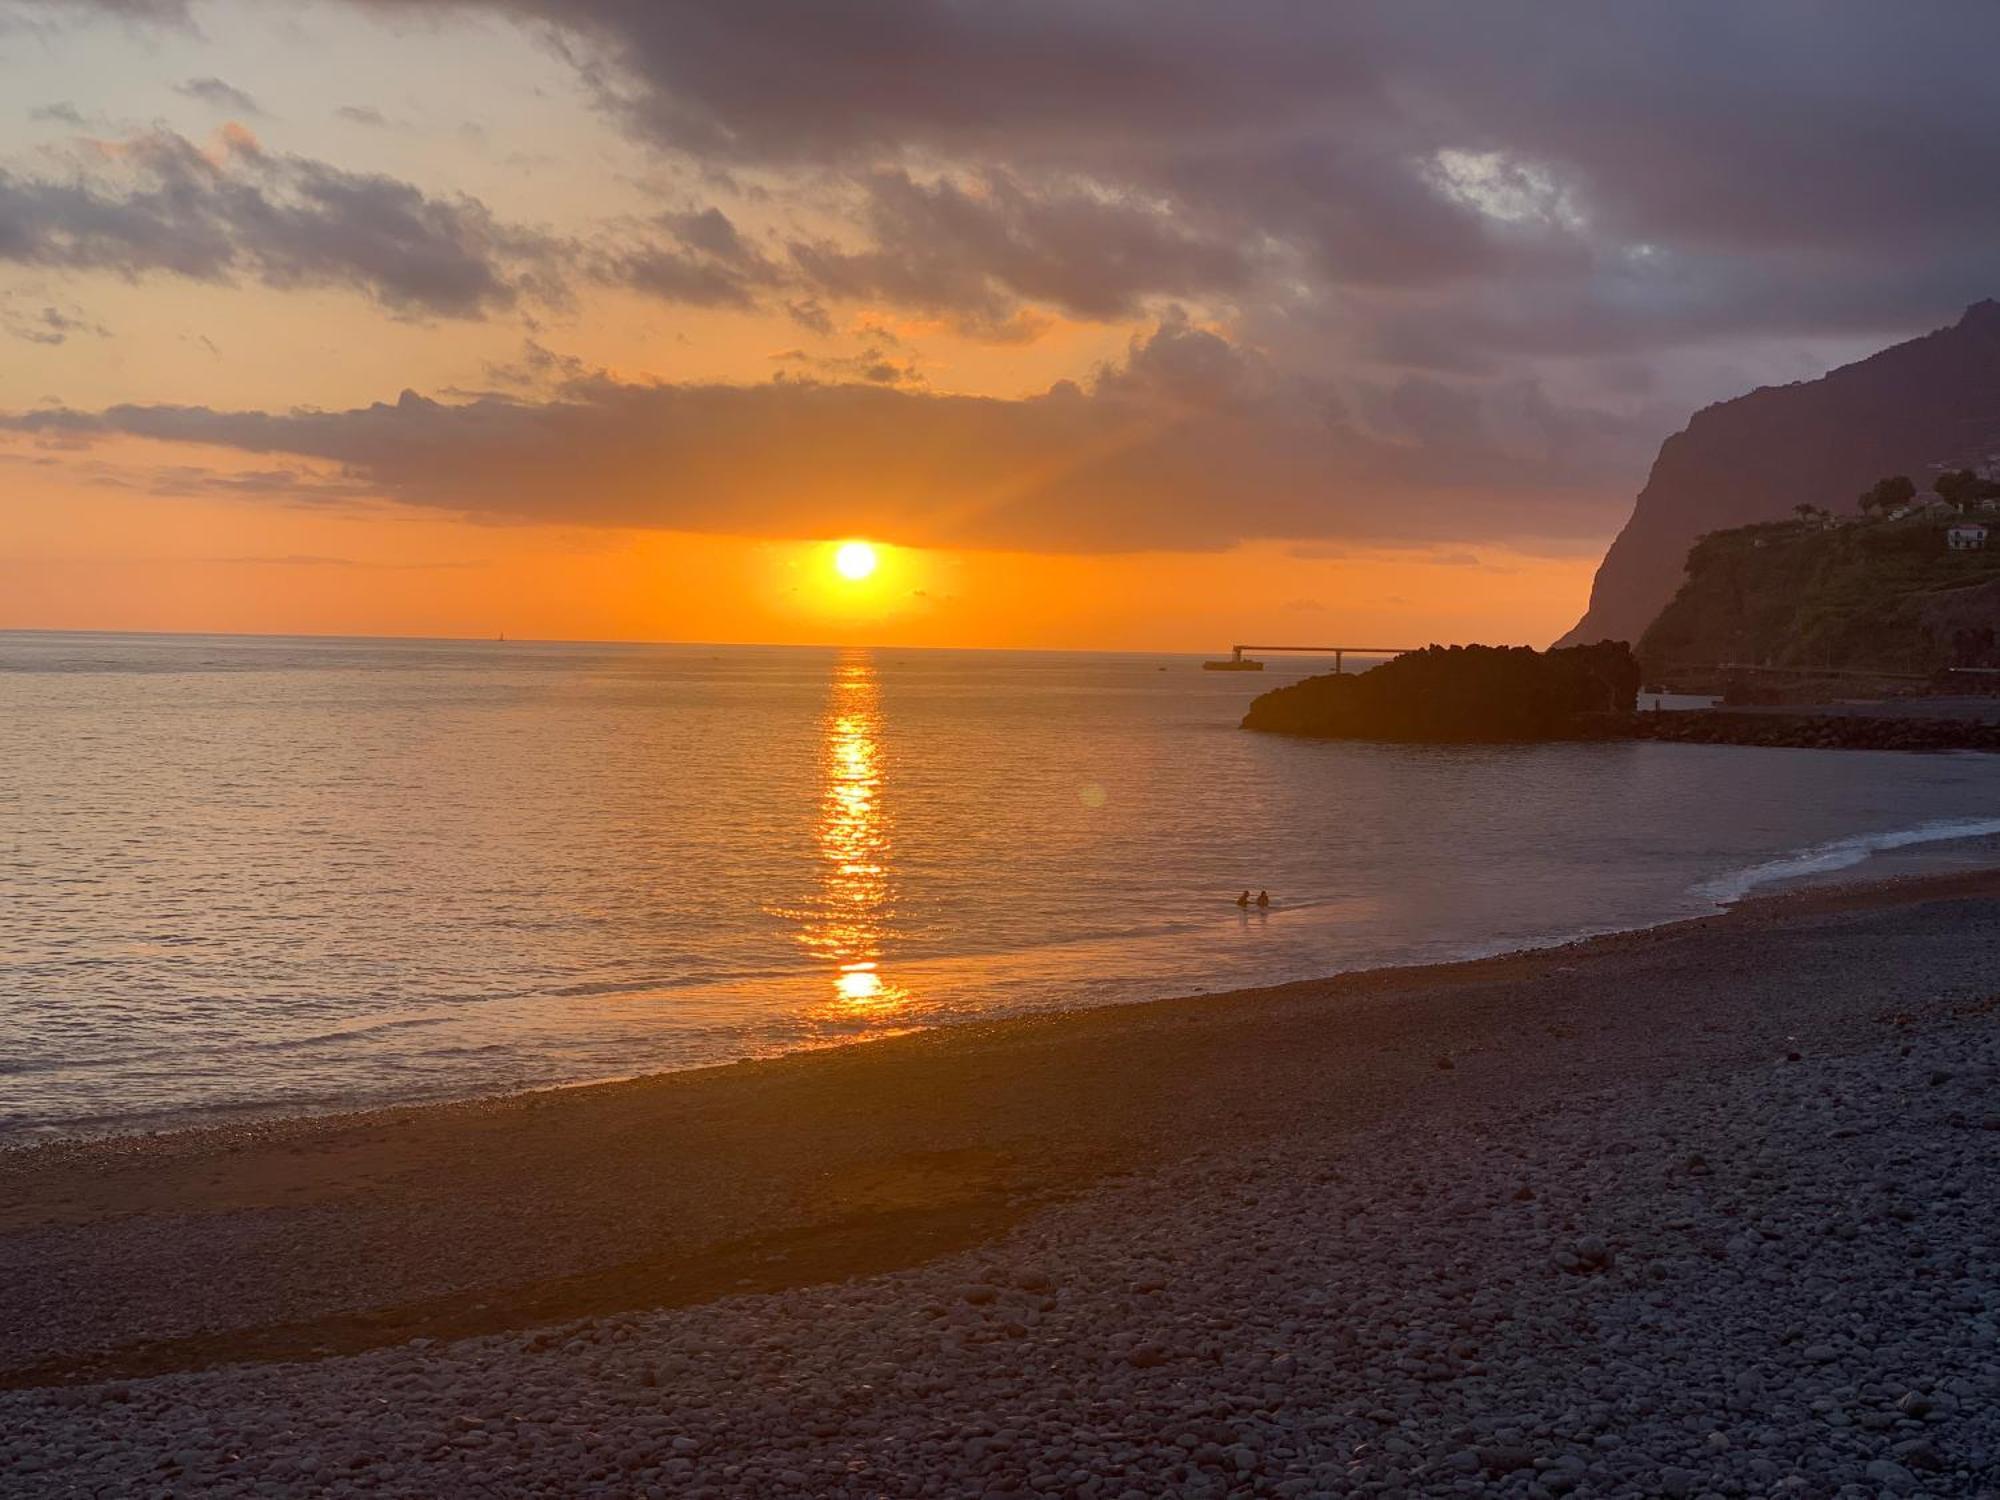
[[1638, 496, 2000, 676], [1242, 642, 1640, 742]]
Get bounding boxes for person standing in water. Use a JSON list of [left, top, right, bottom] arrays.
[[1256, 890, 1270, 908], [1235, 890, 1251, 908]]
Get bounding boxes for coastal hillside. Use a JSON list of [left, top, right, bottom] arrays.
[[1242, 642, 1639, 741], [1557, 300, 2000, 647], [1638, 514, 2000, 676]]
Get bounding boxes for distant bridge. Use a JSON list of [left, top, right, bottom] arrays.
[[1226, 644, 1421, 673]]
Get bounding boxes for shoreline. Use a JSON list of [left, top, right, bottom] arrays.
[[15, 836, 2000, 1155], [5, 865, 1999, 1494], [5, 865, 2000, 1378], [7, 859, 1997, 1176]]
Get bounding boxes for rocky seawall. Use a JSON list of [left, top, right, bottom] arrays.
[[1587, 711, 2000, 753]]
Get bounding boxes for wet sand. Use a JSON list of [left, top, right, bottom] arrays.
[[4, 868, 1998, 1392]]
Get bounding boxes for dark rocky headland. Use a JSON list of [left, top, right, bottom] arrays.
[[1243, 646, 2000, 752], [1240, 643, 1640, 742]]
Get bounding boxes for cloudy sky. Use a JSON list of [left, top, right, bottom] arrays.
[[2, 0, 1994, 646]]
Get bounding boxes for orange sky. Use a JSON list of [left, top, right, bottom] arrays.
[[0, 444, 1597, 649], [0, 2, 1710, 652]]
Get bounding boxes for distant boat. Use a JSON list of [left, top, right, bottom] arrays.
[[1203, 657, 1265, 671]]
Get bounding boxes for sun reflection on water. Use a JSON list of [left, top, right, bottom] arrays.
[[800, 653, 906, 1012]]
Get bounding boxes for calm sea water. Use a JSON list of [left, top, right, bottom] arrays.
[[6, 630, 2000, 1142]]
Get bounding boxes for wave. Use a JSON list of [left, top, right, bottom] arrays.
[[1696, 817, 2000, 905]]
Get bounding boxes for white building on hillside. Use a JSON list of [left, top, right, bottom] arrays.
[[1948, 523, 1988, 551], [1891, 491, 1951, 519]]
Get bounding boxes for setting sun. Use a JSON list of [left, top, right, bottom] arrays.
[[833, 541, 879, 581]]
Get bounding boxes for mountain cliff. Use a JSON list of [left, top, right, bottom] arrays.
[[1556, 301, 2000, 647]]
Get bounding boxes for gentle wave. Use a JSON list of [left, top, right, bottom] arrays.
[[1696, 818, 2000, 904]]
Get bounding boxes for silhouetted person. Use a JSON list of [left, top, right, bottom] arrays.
[[1256, 890, 1270, 908], [1235, 890, 1251, 908]]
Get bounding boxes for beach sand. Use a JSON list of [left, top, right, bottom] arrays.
[[2, 872, 1998, 1494]]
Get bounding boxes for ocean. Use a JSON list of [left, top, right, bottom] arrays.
[[6, 630, 1999, 1142]]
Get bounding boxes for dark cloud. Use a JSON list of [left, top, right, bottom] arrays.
[[174, 76, 263, 116], [770, 344, 922, 388], [783, 297, 833, 336], [27, 0, 2000, 562], [29, 101, 92, 126], [44, 2, 1999, 360], [477, 338, 591, 394], [594, 205, 780, 308], [443, 0, 1386, 165], [144, 465, 381, 502], [333, 104, 391, 128], [787, 168, 1256, 324], [327, 0, 2000, 360], [4, 317, 1642, 553], [0, 126, 550, 316], [0, 300, 109, 344], [1090, 309, 1276, 411], [0, 122, 793, 319], [37, 2, 2000, 357]]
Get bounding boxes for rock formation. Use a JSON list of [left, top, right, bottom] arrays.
[[1242, 642, 1639, 742]]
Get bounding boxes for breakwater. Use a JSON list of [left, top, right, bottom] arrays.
[[1587, 710, 2000, 752]]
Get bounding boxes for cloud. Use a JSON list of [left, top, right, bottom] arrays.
[[26, 0, 2000, 563], [44, 2, 1998, 361], [334, 104, 391, 128], [0, 298, 110, 344], [0, 126, 553, 316], [4, 316, 1639, 553], [29, 101, 92, 126], [770, 344, 922, 388], [477, 338, 592, 394], [0, 131, 871, 318], [593, 205, 781, 308], [786, 168, 1256, 325], [783, 297, 833, 336], [313, 0, 2000, 363], [143, 464, 379, 502], [174, 76, 263, 116]]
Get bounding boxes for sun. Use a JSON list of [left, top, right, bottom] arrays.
[[833, 541, 879, 581]]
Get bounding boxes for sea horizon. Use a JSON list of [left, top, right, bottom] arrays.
[[4, 625, 1434, 659]]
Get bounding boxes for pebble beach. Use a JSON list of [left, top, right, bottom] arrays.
[[3, 873, 1998, 1498]]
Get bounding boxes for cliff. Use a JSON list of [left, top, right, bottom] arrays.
[[1242, 642, 1639, 742], [1557, 300, 2000, 648], [1637, 516, 2000, 677]]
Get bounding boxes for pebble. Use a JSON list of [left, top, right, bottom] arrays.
[[2, 986, 1997, 1498]]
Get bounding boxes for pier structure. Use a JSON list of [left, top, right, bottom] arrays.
[[1224, 644, 1420, 674]]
